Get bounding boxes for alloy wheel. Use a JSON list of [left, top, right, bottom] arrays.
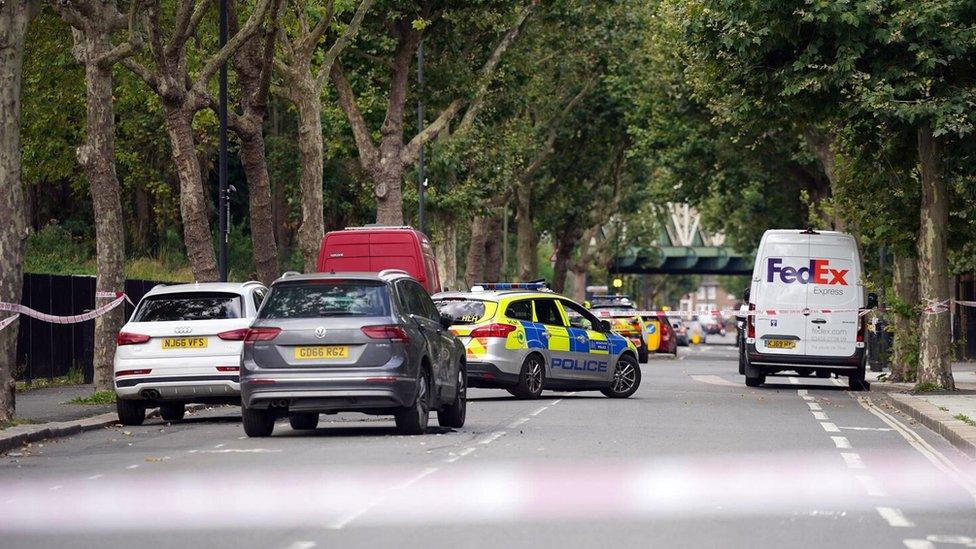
[[526, 358, 543, 394], [611, 361, 637, 394]]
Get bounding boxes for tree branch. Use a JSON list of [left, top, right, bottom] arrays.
[[331, 62, 379, 169], [314, 0, 374, 90], [95, 0, 147, 69], [121, 57, 159, 91], [518, 79, 593, 183], [400, 99, 463, 165], [194, 0, 273, 92], [301, 0, 335, 56]]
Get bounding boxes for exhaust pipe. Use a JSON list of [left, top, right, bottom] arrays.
[[269, 399, 289, 408], [140, 389, 160, 400]]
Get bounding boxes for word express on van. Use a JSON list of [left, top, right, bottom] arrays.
[[740, 229, 877, 391]]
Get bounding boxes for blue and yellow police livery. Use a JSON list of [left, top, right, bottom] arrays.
[[433, 283, 641, 399]]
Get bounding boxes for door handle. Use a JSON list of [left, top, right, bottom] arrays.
[[811, 319, 827, 324]]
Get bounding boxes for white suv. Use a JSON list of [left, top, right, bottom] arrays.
[[114, 281, 268, 425]]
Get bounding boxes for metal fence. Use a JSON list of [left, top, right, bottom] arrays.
[[15, 273, 161, 383]]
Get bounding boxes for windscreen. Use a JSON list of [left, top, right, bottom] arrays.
[[133, 292, 242, 322], [259, 281, 391, 319], [434, 299, 488, 324]]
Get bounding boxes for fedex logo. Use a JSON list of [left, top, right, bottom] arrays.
[[766, 258, 848, 285]]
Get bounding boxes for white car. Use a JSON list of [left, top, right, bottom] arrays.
[[114, 281, 268, 425]]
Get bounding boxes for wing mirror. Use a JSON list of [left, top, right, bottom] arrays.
[[439, 314, 455, 330], [866, 292, 878, 309]]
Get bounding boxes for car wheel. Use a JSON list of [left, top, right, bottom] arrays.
[[745, 373, 765, 387], [848, 371, 868, 391], [601, 355, 641, 398], [159, 402, 185, 421], [242, 404, 275, 437], [289, 413, 319, 430], [437, 365, 466, 429], [395, 370, 430, 435], [510, 354, 545, 399], [116, 398, 146, 426], [638, 345, 649, 364]]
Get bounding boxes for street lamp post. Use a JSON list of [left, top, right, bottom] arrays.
[[417, 41, 426, 235], [217, 0, 229, 281]]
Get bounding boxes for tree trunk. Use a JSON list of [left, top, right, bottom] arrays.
[[373, 150, 405, 225], [295, 90, 324, 272], [134, 183, 152, 251], [433, 214, 458, 291], [464, 216, 487, 289], [915, 122, 953, 390], [569, 270, 586, 302], [802, 128, 846, 232], [0, 1, 37, 420], [238, 130, 279, 283], [890, 253, 919, 382], [484, 214, 503, 282], [163, 107, 219, 281], [550, 235, 574, 294], [78, 38, 126, 392], [515, 182, 537, 280]]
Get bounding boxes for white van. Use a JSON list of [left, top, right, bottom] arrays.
[[740, 229, 876, 390]]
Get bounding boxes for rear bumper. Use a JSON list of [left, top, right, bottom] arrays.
[[747, 344, 865, 370], [467, 361, 520, 388], [241, 375, 418, 412], [114, 355, 242, 400]]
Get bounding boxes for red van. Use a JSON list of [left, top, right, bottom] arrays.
[[317, 226, 442, 294]]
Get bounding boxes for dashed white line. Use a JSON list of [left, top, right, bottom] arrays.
[[458, 447, 476, 457], [856, 475, 889, 497], [283, 542, 316, 549], [877, 506, 915, 527], [812, 411, 829, 421], [830, 436, 851, 449], [329, 467, 438, 530], [49, 485, 62, 491], [902, 541, 935, 549], [479, 431, 506, 445], [125, 465, 139, 470], [507, 417, 529, 429], [820, 422, 840, 433], [529, 406, 548, 417], [214, 443, 225, 449], [797, 389, 808, 396], [86, 474, 103, 480], [807, 402, 822, 411], [551, 399, 563, 405], [841, 452, 866, 469]]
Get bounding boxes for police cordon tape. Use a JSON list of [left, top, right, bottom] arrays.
[[0, 291, 128, 331], [598, 298, 976, 320]]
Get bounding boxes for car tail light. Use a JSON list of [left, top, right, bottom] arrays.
[[244, 327, 281, 343], [856, 317, 865, 343], [747, 303, 756, 339], [115, 369, 151, 377], [218, 328, 249, 341], [362, 325, 410, 342], [117, 332, 150, 346], [470, 323, 517, 338]]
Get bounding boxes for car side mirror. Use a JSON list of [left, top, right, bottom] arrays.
[[439, 314, 454, 330], [866, 292, 878, 309]]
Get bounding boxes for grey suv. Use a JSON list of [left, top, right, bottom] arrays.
[[240, 271, 466, 437]]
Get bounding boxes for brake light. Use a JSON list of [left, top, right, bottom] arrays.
[[747, 303, 756, 339], [117, 332, 150, 345], [856, 317, 865, 343], [361, 325, 410, 342], [218, 328, 249, 341], [244, 327, 281, 343], [115, 369, 151, 377], [470, 323, 517, 338]]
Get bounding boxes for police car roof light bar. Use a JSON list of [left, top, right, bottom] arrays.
[[475, 282, 547, 291]]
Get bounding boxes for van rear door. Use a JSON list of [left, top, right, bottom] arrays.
[[804, 234, 860, 357], [754, 232, 809, 356]]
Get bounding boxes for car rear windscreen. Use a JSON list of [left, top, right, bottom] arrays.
[[434, 299, 488, 324], [133, 292, 242, 322], [259, 281, 391, 319]]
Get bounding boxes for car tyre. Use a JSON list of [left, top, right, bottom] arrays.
[[159, 402, 185, 421], [242, 404, 275, 437], [848, 371, 868, 391], [289, 413, 319, 430], [601, 354, 641, 398], [745, 373, 765, 387], [437, 365, 466, 429], [509, 354, 545, 399], [395, 370, 430, 435], [637, 343, 649, 364], [116, 398, 146, 426]]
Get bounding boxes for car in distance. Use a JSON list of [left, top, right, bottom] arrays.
[[317, 226, 442, 293], [642, 313, 678, 355], [434, 283, 641, 399], [671, 320, 690, 346], [114, 281, 268, 425], [588, 294, 650, 362], [239, 270, 465, 437]]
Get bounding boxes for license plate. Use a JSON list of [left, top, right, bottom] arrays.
[[161, 337, 208, 350], [294, 346, 349, 360], [765, 339, 796, 349]]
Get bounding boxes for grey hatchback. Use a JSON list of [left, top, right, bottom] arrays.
[[239, 270, 466, 437]]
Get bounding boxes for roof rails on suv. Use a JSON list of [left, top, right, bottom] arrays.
[[378, 269, 410, 278]]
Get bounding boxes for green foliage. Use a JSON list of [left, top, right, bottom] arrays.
[[69, 391, 117, 405]]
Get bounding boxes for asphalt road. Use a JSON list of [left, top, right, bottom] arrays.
[[3, 337, 976, 548]]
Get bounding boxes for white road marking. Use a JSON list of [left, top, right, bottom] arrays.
[[330, 467, 439, 530], [690, 375, 739, 387], [797, 389, 808, 396], [807, 402, 822, 411], [86, 474, 103, 480], [856, 475, 888, 497], [858, 397, 976, 506], [283, 542, 316, 549], [841, 452, 866, 469], [812, 411, 829, 421], [820, 422, 840, 433], [200, 449, 283, 454], [551, 399, 563, 405], [126, 465, 139, 470], [839, 426, 893, 432], [214, 444, 225, 449], [802, 395, 815, 401], [831, 436, 851, 449], [529, 406, 548, 416], [458, 447, 476, 457], [49, 485, 62, 491], [479, 431, 506, 445], [507, 418, 529, 428], [877, 506, 914, 527], [902, 541, 935, 549]]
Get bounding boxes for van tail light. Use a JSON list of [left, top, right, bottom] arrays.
[[747, 303, 756, 339], [218, 328, 249, 341], [470, 323, 517, 339], [244, 327, 281, 343], [362, 325, 410, 342], [856, 317, 865, 343], [117, 332, 150, 346]]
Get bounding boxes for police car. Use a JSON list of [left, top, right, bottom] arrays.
[[433, 283, 641, 399]]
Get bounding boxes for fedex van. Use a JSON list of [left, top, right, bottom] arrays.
[[740, 229, 876, 390], [317, 226, 442, 294]]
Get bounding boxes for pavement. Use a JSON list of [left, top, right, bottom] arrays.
[[2, 338, 975, 548], [13, 385, 115, 423]]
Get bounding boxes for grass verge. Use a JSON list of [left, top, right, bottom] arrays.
[[0, 418, 41, 431], [955, 413, 976, 427], [15, 368, 85, 393], [69, 391, 116, 405]]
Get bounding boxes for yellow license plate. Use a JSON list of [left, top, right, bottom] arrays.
[[294, 346, 349, 360], [161, 337, 208, 350], [765, 339, 796, 349]]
